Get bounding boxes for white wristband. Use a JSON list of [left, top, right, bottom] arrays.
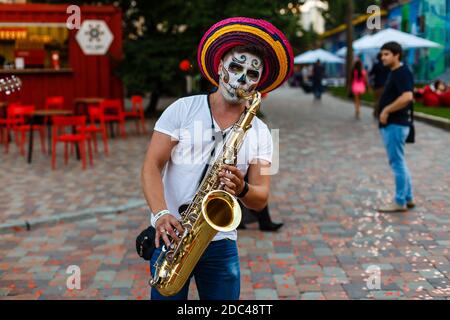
[[153, 209, 170, 224]]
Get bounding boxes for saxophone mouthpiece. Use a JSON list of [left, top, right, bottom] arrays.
[[236, 89, 253, 100]]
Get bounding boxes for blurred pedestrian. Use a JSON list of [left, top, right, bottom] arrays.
[[238, 205, 284, 231], [291, 64, 302, 87], [299, 65, 312, 93], [432, 79, 447, 94], [238, 172, 283, 232], [377, 41, 415, 213], [350, 60, 368, 119], [369, 52, 390, 118], [312, 59, 324, 100]]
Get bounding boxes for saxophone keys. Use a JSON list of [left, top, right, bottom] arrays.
[[166, 251, 175, 262], [182, 222, 192, 231]]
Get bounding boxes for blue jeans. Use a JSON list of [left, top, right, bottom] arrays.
[[380, 124, 413, 205], [149, 239, 240, 300], [313, 83, 322, 99]]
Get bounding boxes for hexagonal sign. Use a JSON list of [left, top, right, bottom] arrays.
[[76, 20, 114, 55]]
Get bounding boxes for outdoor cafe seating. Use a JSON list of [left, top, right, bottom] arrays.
[[76, 105, 109, 155], [2, 104, 46, 156], [124, 95, 147, 134], [51, 115, 93, 170], [100, 99, 127, 139], [0, 94, 145, 169]]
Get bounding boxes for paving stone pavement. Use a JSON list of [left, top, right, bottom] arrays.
[[0, 87, 449, 300], [0, 98, 178, 227]]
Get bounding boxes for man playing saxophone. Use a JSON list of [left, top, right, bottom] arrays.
[[141, 17, 293, 300]]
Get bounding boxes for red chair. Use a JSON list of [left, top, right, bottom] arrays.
[[100, 99, 126, 138], [45, 96, 64, 110], [0, 125, 5, 151], [0, 107, 9, 153], [423, 91, 441, 107], [0, 103, 13, 152], [124, 95, 147, 134], [4, 104, 46, 156], [439, 91, 450, 107], [44, 96, 64, 124], [51, 116, 93, 170], [76, 105, 109, 155]]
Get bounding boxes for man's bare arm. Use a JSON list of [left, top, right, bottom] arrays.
[[384, 91, 414, 113], [379, 91, 413, 124], [141, 131, 183, 247], [141, 131, 177, 213], [240, 160, 271, 212]]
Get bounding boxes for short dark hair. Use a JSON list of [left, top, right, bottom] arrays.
[[223, 44, 267, 63], [434, 79, 443, 88], [380, 41, 403, 60]]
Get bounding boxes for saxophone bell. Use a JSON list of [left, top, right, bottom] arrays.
[[201, 190, 241, 233]]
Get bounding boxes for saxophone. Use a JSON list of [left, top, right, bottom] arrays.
[[149, 90, 262, 296]]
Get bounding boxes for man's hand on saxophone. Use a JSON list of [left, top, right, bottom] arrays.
[[219, 164, 245, 196], [155, 214, 184, 249]]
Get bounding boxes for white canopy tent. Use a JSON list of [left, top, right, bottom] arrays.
[[336, 28, 442, 56], [294, 48, 344, 64]]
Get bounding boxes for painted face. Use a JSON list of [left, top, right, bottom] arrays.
[[218, 51, 263, 104]]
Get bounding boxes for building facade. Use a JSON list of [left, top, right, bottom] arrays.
[[0, 3, 123, 108], [321, 0, 449, 82], [388, 0, 449, 81]]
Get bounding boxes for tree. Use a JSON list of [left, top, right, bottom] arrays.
[[117, 0, 303, 116], [118, 0, 301, 116], [321, 0, 382, 30], [345, 0, 354, 91], [41, 0, 302, 116]]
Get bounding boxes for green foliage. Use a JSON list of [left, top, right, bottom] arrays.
[[329, 86, 450, 121], [42, 0, 304, 97], [414, 106, 450, 120], [116, 0, 301, 96]]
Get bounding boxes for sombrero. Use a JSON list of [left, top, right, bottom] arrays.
[[197, 17, 294, 94]]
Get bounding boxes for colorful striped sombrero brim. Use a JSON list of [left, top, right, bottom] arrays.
[[197, 17, 294, 94]]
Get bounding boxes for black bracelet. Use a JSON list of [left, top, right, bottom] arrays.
[[237, 181, 249, 198]]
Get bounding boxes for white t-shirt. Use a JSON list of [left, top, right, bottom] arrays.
[[150, 94, 273, 241]]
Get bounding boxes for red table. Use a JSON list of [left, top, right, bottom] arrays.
[[27, 109, 73, 164], [73, 97, 104, 115]]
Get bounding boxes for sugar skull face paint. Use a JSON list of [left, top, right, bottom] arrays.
[[218, 51, 263, 104]]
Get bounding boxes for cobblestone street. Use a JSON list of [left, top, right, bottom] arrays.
[[0, 87, 449, 300]]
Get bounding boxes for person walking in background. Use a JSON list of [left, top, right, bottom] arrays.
[[299, 65, 312, 94], [432, 79, 447, 94], [238, 205, 284, 231], [369, 52, 390, 118], [377, 41, 415, 213], [350, 60, 368, 119], [238, 172, 283, 232], [312, 59, 324, 100], [301, 65, 310, 85]]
